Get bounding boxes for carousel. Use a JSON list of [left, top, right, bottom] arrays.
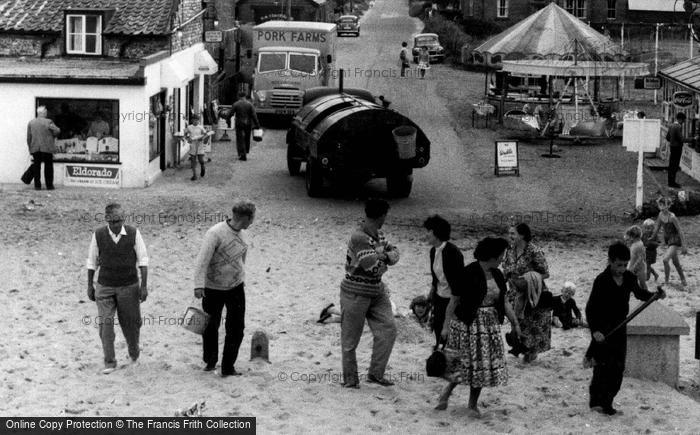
[[471, 3, 650, 141]]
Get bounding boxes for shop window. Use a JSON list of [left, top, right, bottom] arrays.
[[66, 14, 102, 55], [496, 0, 508, 18], [38, 98, 119, 163], [607, 0, 616, 19]]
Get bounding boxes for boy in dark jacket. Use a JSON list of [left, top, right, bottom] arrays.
[[585, 241, 665, 416]]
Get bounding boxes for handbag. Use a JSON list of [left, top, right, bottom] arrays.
[[252, 128, 263, 142], [426, 344, 447, 377], [181, 298, 210, 335], [21, 165, 34, 184]]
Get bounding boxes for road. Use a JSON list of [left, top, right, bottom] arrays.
[[250, 0, 484, 222]]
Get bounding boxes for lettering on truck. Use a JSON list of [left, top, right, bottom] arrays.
[[256, 31, 327, 43]]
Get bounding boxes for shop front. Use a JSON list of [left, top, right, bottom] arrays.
[[658, 58, 700, 183], [0, 43, 217, 188]]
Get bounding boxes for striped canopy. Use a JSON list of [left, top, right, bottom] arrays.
[[473, 3, 625, 66]]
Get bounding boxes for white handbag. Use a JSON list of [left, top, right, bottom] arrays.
[[252, 128, 263, 142]]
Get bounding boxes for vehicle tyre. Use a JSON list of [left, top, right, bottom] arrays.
[[287, 143, 302, 176], [305, 158, 324, 197], [386, 171, 413, 198]]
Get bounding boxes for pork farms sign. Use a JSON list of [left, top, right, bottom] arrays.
[[672, 91, 693, 109], [65, 165, 121, 188]]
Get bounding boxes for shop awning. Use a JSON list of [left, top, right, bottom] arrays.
[[501, 60, 650, 77], [160, 58, 188, 88], [659, 57, 700, 92], [195, 50, 218, 75], [627, 0, 683, 12]]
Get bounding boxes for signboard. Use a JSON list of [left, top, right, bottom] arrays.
[[680, 144, 700, 182], [204, 31, 223, 43], [494, 141, 519, 176], [672, 91, 693, 109], [622, 119, 660, 152], [64, 165, 121, 188], [643, 76, 661, 90]]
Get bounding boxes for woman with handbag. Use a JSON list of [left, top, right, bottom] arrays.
[[436, 237, 521, 417], [502, 223, 552, 363]]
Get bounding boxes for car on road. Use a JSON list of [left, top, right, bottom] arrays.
[[336, 15, 360, 37], [412, 33, 444, 63]]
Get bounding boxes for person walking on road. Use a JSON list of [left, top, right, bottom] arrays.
[[27, 105, 60, 190], [399, 42, 409, 78], [232, 92, 260, 161], [86, 203, 149, 374], [194, 200, 256, 377], [340, 199, 399, 388]]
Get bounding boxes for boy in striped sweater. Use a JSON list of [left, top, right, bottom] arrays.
[[340, 199, 399, 388]]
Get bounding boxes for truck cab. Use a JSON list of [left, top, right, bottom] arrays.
[[251, 21, 337, 116]]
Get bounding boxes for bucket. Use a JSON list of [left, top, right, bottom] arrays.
[[392, 126, 417, 159], [253, 128, 264, 142], [182, 306, 210, 335]]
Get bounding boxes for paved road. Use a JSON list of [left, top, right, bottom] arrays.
[[245, 0, 496, 222]]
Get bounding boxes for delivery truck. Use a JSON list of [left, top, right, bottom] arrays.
[[250, 21, 337, 116]]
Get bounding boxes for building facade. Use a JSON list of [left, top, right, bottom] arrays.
[[0, 0, 218, 188], [235, 0, 332, 24], [460, 0, 686, 25]]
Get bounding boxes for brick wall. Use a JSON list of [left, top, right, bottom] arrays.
[[170, 0, 205, 53]]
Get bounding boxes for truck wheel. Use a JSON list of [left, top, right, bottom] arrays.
[[287, 143, 302, 176], [386, 172, 413, 198], [305, 158, 324, 197]]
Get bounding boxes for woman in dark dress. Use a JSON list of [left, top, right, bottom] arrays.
[[436, 237, 521, 418], [502, 223, 552, 363], [424, 215, 464, 350]]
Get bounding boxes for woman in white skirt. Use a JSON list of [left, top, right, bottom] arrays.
[[418, 46, 430, 79], [436, 237, 522, 418]]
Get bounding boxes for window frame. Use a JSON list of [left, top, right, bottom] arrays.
[[496, 0, 508, 18], [65, 13, 103, 55], [607, 0, 616, 20]]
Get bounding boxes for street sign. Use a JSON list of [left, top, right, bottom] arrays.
[[643, 76, 661, 90], [494, 140, 519, 176], [204, 31, 223, 43]]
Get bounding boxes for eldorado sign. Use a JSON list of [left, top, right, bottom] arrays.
[[65, 165, 121, 188]]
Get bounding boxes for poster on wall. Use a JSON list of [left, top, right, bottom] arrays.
[[64, 165, 121, 188], [494, 141, 519, 176]]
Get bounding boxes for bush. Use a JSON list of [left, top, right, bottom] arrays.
[[422, 15, 472, 63], [409, 0, 428, 18], [460, 18, 504, 39]]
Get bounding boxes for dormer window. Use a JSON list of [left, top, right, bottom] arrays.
[[66, 14, 102, 55]]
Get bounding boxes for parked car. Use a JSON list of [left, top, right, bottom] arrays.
[[336, 15, 360, 37], [411, 33, 444, 63]]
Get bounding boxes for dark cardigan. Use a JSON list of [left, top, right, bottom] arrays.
[[429, 241, 465, 297], [455, 261, 508, 326]]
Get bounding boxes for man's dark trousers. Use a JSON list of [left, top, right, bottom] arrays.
[[202, 284, 245, 371], [668, 145, 682, 185], [32, 151, 53, 189], [589, 336, 626, 410], [235, 125, 252, 158]]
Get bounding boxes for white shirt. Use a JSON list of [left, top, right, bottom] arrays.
[[86, 225, 149, 270], [433, 242, 452, 298]]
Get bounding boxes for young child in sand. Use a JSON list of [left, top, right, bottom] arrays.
[[318, 283, 403, 323], [551, 282, 583, 330], [641, 219, 659, 282], [624, 225, 648, 290]]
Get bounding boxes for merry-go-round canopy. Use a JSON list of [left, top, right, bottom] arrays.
[[473, 3, 625, 65], [501, 60, 650, 78]]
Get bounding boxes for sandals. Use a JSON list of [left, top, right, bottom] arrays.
[[317, 303, 334, 323]]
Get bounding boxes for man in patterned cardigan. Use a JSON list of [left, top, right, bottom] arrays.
[[340, 198, 399, 388]]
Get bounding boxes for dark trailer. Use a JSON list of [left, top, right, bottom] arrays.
[[287, 93, 430, 197]]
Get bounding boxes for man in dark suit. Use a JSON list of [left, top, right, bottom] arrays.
[[27, 106, 60, 190], [424, 215, 464, 349], [232, 91, 260, 161]]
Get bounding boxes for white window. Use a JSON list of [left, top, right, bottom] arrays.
[[66, 14, 102, 55], [497, 0, 508, 18], [565, 0, 586, 19], [607, 0, 616, 19], [468, 0, 474, 17]]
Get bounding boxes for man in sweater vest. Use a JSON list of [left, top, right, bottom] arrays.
[[194, 200, 256, 377], [340, 199, 399, 388], [86, 203, 149, 374]]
